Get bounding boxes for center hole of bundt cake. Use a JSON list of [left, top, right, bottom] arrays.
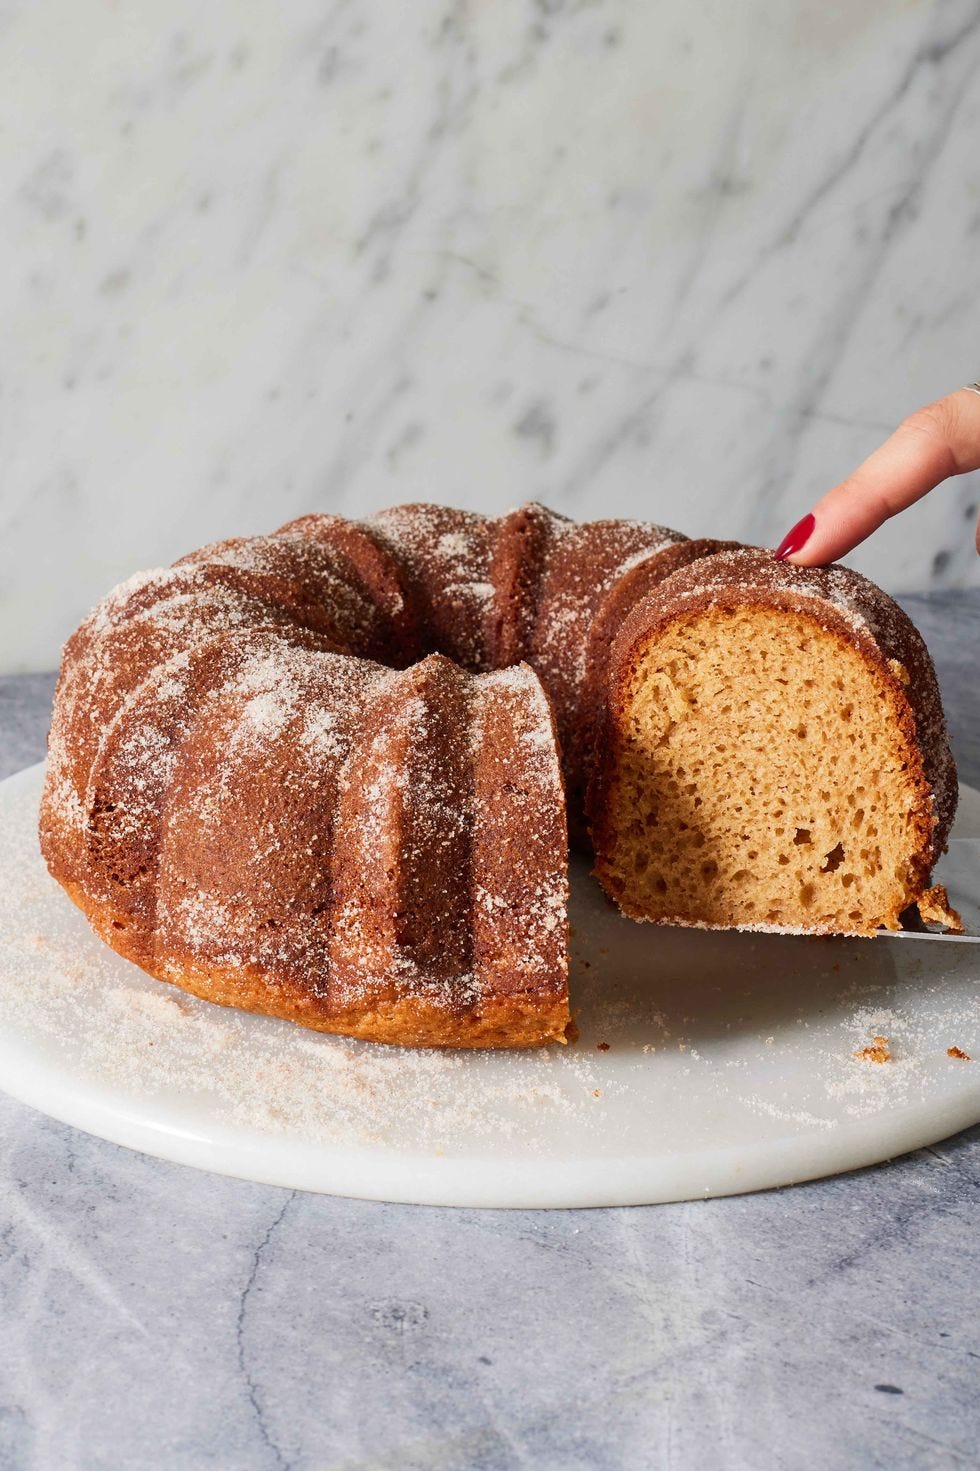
[[600, 607, 926, 934]]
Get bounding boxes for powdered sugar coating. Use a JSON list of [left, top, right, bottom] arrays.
[[522, 506, 684, 695], [40, 507, 579, 1045], [39, 509, 957, 1049], [370, 503, 500, 670]]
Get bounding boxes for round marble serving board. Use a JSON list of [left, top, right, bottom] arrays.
[[1, 761, 978, 1208]]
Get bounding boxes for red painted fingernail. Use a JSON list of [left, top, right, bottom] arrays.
[[774, 513, 815, 561]]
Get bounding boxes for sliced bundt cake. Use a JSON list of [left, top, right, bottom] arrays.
[[40, 507, 958, 1048], [589, 549, 958, 936], [41, 503, 687, 1048]]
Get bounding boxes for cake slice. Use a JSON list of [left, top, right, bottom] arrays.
[[589, 549, 958, 936]]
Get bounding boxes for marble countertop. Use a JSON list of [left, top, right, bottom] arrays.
[[1, 589, 978, 1471], [2, 0, 980, 676], [2, 1, 980, 1462]]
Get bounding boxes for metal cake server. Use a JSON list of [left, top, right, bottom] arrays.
[[887, 840, 980, 943]]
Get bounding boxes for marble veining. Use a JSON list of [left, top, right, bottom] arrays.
[[1, 2, 979, 672], [2, 1, 980, 673], [0, 1085, 978, 1470]]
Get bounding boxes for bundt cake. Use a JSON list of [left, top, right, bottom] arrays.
[[39, 504, 958, 1049]]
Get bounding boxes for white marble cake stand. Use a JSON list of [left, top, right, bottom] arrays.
[[1, 762, 978, 1208]]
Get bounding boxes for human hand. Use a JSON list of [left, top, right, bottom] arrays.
[[775, 385, 980, 565]]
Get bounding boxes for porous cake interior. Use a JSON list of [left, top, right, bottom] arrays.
[[597, 607, 930, 934]]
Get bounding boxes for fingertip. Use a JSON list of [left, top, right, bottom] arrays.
[[773, 513, 816, 562]]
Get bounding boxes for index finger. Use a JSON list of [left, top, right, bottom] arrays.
[[777, 386, 980, 566]]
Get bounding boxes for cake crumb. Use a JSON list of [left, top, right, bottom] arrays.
[[592, 1088, 601, 1098], [917, 885, 964, 933], [947, 1046, 971, 1061], [854, 1035, 891, 1064], [596, 1041, 610, 1052]]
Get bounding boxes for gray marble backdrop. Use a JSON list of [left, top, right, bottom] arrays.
[[2, 0, 979, 674]]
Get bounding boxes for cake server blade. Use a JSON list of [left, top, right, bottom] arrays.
[[888, 839, 980, 943]]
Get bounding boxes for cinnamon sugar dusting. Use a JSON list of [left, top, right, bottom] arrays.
[[38, 505, 959, 1051]]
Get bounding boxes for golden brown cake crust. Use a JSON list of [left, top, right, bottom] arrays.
[[43, 631, 570, 1048], [46, 490, 637, 1047], [56, 877, 569, 1049], [41, 500, 683, 1050], [40, 514, 958, 1049]]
